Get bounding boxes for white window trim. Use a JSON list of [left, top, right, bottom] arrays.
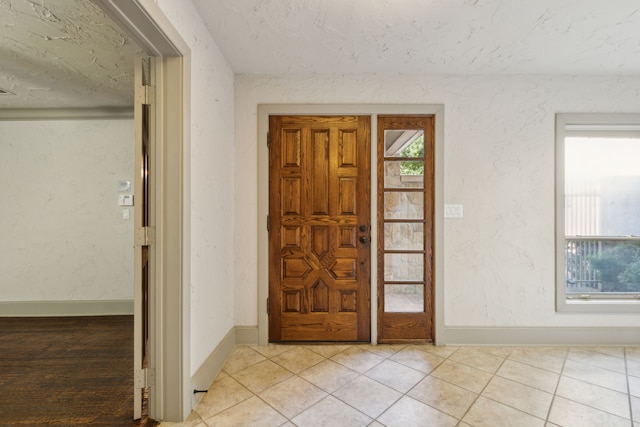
[[555, 113, 640, 313]]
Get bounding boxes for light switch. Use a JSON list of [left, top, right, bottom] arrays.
[[444, 204, 463, 218], [118, 194, 134, 206], [122, 209, 130, 220]]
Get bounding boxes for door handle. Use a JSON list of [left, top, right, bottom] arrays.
[[359, 236, 369, 244]]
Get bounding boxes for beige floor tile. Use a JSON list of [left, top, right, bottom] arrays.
[[299, 359, 359, 393], [481, 346, 515, 358], [183, 411, 206, 427], [364, 359, 425, 393], [630, 375, 640, 397], [377, 396, 458, 427], [362, 343, 407, 358], [548, 396, 630, 427], [389, 346, 445, 373], [567, 347, 627, 374], [250, 344, 295, 358], [407, 375, 477, 419], [588, 346, 626, 358], [508, 347, 566, 374], [231, 359, 293, 393], [430, 359, 493, 393], [556, 376, 631, 419], [333, 375, 402, 418], [194, 375, 253, 420], [562, 359, 628, 393], [482, 376, 553, 419], [369, 422, 385, 427], [202, 395, 287, 427], [416, 344, 459, 358], [222, 345, 267, 374], [462, 396, 545, 427], [258, 376, 327, 419], [271, 346, 325, 373], [449, 347, 506, 373], [291, 395, 372, 427], [496, 359, 560, 393], [626, 347, 640, 361], [631, 395, 640, 420], [331, 346, 385, 373], [305, 344, 352, 358], [627, 358, 640, 377]]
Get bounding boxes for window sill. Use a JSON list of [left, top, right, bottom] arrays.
[[557, 298, 640, 314]]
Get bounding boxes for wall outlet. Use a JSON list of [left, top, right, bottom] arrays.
[[444, 204, 463, 218]]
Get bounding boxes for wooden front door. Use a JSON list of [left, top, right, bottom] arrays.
[[269, 115, 371, 342]]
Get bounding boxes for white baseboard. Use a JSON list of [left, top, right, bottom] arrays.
[[0, 300, 134, 316], [190, 326, 259, 408], [236, 325, 260, 344], [441, 326, 640, 346]]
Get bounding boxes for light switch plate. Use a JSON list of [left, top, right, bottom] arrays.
[[118, 194, 134, 206], [444, 204, 463, 218]]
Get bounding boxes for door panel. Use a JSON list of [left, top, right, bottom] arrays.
[[377, 115, 434, 342], [269, 115, 371, 342], [133, 56, 154, 419]]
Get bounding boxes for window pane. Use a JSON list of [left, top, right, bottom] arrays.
[[384, 284, 424, 312], [384, 223, 424, 250], [384, 192, 424, 219], [384, 161, 424, 188], [384, 130, 424, 157], [384, 253, 424, 281], [565, 239, 640, 294], [564, 136, 640, 295], [565, 137, 640, 236]]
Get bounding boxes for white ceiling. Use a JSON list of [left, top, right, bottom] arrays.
[[0, 0, 141, 109], [193, 0, 640, 75], [2, 0, 639, 110]]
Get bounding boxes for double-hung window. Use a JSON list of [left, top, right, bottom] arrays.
[[556, 113, 640, 312]]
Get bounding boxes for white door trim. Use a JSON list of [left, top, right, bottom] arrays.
[[94, 0, 191, 421], [257, 104, 445, 346]]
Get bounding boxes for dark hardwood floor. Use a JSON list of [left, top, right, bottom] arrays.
[[0, 316, 157, 426]]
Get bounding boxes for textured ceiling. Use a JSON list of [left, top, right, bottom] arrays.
[[0, 0, 142, 109], [193, 0, 640, 75], [3, 0, 639, 110]]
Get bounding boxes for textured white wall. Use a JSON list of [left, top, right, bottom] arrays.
[[0, 119, 134, 302], [156, 0, 236, 374], [234, 74, 640, 329]]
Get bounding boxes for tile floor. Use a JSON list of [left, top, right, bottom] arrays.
[[162, 344, 640, 427]]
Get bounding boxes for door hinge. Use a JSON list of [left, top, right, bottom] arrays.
[[267, 298, 270, 315], [267, 215, 271, 232], [267, 132, 270, 148], [134, 368, 155, 388], [135, 226, 156, 246], [136, 84, 155, 105]]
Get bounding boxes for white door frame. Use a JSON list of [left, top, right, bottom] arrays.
[[257, 104, 445, 346], [94, 0, 191, 421]]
